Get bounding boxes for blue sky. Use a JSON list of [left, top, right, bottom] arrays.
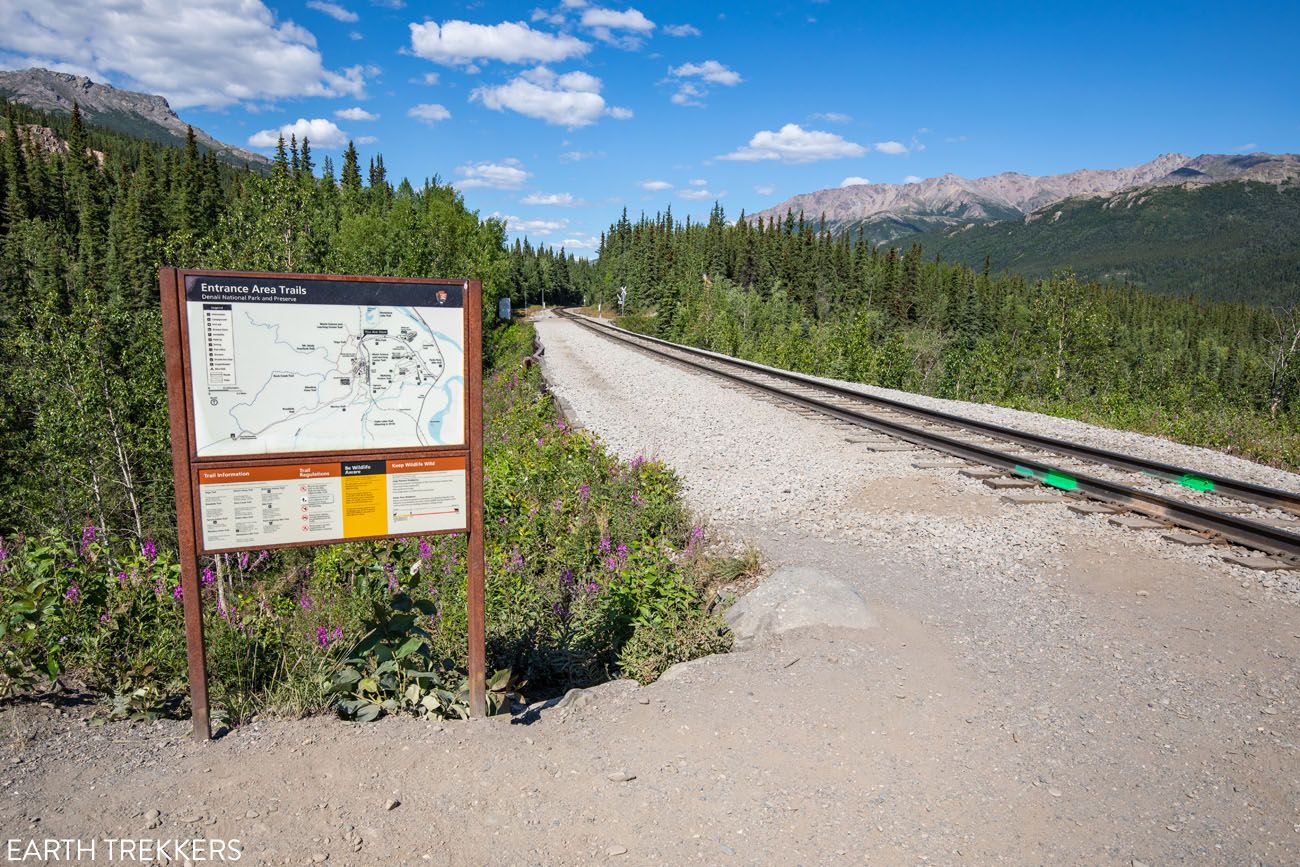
[[2, 0, 1298, 253]]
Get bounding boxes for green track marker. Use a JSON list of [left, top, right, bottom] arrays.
[[1178, 474, 1215, 492], [1012, 464, 1078, 491], [1043, 471, 1079, 491]]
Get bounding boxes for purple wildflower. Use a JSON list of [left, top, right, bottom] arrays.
[[560, 568, 575, 587], [604, 556, 619, 571], [79, 523, 97, 556], [630, 492, 641, 505], [172, 584, 183, 600], [537, 436, 545, 447], [64, 584, 81, 603], [586, 581, 600, 593], [418, 539, 433, 561], [578, 483, 589, 503], [99, 612, 110, 624], [117, 570, 129, 586], [385, 562, 398, 592], [201, 567, 215, 587], [630, 456, 646, 471], [238, 551, 250, 571], [616, 543, 629, 558], [141, 538, 158, 563], [298, 592, 313, 610], [599, 537, 611, 554], [553, 498, 564, 511]]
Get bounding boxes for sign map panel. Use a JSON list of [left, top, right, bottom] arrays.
[[185, 275, 466, 458]]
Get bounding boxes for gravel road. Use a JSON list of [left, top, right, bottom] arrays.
[[2, 312, 1297, 866]]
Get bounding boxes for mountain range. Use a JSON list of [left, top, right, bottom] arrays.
[[750, 152, 1300, 243], [0, 67, 268, 169]]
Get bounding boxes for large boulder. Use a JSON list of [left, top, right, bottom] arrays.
[[724, 566, 875, 649]]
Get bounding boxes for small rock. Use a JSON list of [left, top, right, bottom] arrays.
[[636, 697, 650, 705], [1048, 788, 1062, 798], [606, 771, 636, 783], [606, 846, 627, 857], [312, 854, 328, 863], [245, 809, 259, 818], [143, 809, 161, 830], [385, 798, 401, 811]]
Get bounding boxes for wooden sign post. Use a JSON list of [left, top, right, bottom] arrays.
[[158, 269, 486, 740]]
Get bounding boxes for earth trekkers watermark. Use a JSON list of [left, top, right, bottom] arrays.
[[5, 838, 242, 862]]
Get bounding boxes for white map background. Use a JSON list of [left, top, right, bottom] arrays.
[[187, 302, 464, 457]]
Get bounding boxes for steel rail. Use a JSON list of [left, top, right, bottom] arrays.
[[559, 310, 1300, 515], [555, 309, 1300, 561]]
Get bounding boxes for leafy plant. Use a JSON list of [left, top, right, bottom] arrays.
[[327, 592, 518, 721]]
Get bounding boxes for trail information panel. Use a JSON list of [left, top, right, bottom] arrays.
[[160, 269, 487, 738], [185, 274, 466, 457], [197, 456, 467, 550]]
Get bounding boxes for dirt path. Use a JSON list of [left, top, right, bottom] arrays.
[[3, 317, 1298, 865]]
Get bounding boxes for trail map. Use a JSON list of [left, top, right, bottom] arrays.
[[184, 275, 465, 457]]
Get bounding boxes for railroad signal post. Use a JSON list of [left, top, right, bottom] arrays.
[[158, 269, 487, 740]]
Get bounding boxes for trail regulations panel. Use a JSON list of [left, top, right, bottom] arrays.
[[196, 456, 467, 551], [185, 274, 466, 457]]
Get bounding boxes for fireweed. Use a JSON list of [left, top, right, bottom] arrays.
[[0, 324, 734, 721]]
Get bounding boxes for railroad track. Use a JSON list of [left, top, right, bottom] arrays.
[[554, 308, 1300, 568]]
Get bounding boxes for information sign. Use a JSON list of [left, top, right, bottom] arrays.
[[159, 269, 486, 740]]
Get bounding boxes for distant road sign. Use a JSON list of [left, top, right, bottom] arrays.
[[499, 297, 512, 320]]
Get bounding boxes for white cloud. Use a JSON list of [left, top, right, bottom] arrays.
[[307, 0, 358, 22], [639, 179, 672, 191], [670, 60, 741, 85], [409, 19, 589, 66], [0, 0, 369, 109], [562, 0, 589, 8], [335, 106, 377, 121], [689, 178, 707, 186], [249, 117, 348, 149], [903, 175, 922, 184], [349, 30, 363, 40], [754, 183, 775, 196], [455, 159, 530, 189], [720, 123, 865, 164], [667, 59, 740, 106], [663, 23, 701, 37], [1232, 142, 1259, 153], [812, 112, 851, 124], [840, 176, 871, 187], [581, 7, 655, 30], [670, 82, 705, 107], [581, 6, 655, 46], [945, 134, 969, 143], [521, 192, 580, 206], [607, 106, 633, 119], [561, 149, 603, 161], [559, 233, 600, 250], [678, 188, 717, 200], [471, 66, 627, 127], [873, 140, 908, 155], [407, 103, 451, 123], [495, 213, 569, 235], [355, 135, 378, 144]]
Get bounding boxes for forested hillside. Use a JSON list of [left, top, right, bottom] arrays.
[[908, 180, 1300, 306], [560, 206, 1300, 469]]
